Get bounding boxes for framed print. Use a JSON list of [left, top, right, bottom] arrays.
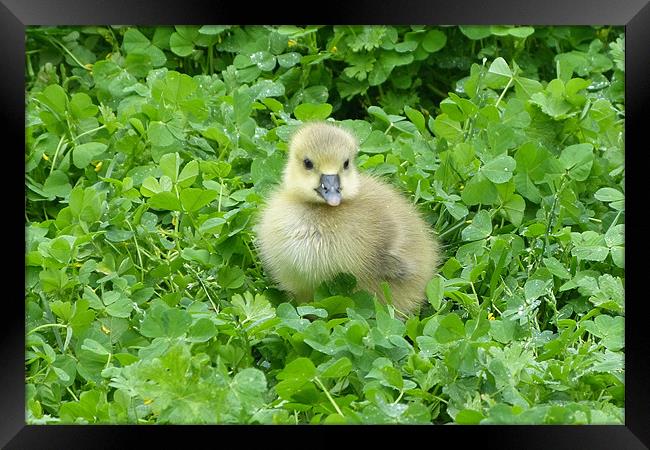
[[4, 0, 648, 448]]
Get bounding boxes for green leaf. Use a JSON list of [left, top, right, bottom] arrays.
[[459, 26, 492, 40], [588, 275, 624, 312], [422, 30, 447, 53], [73, 142, 107, 169], [318, 357, 353, 378], [48, 236, 73, 263], [571, 231, 609, 262], [582, 315, 624, 351], [605, 224, 624, 247], [486, 57, 513, 88], [148, 122, 176, 147], [232, 86, 253, 125], [481, 155, 516, 184], [294, 103, 333, 121], [456, 409, 485, 424], [105, 296, 133, 318], [219, 267, 246, 290], [250, 51, 276, 71], [314, 295, 354, 316], [513, 76, 543, 100], [199, 217, 226, 235], [38, 84, 68, 116], [201, 160, 232, 179], [230, 368, 267, 409], [153, 71, 198, 106], [69, 93, 98, 119], [543, 257, 572, 280], [425, 275, 444, 311], [275, 357, 316, 400], [514, 172, 541, 203], [594, 187, 624, 202], [148, 192, 181, 211], [140, 304, 192, 338], [530, 79, 574, 118], [435, 313, 466, 343], [502, 98, 531, 128], [250, 152, 284, 190], [502, 194, 525, 226], [461, 173, 498, 206], [431, 114, 463, 143], [188, 318, 218, 342], [462, 210, 492, 241], [404, 105, 426, 133], [507, 27, 535, 38], [81, 338, 111, 356], [489, 57, 512, 78], [159, 152, 182, 182], [181, 247, 210, 266], [123, 28, 166, 67], [198, 25, 229, 35], [140, 176, 163, 196], [277, 52, 301, 68], [559, 143, 594, 181], [524, 279, 549, 301], [250, 79, 285, 101], [177, 160, 199, 188], [42, 170, 72, 198], [489, 319, 516, 344], [180, 188, 218, 212], [170, 31, 195, 56]]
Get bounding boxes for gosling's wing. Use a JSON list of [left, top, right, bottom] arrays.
[[378, 251, 415, 281], [353, 176, 416, 281]]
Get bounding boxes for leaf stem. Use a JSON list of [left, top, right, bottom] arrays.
[[66, 386, 80, 402], [605, 209, 623, 235], [438, 219, 466, 240], [186, 264, 219, 313], [47, 37, 91, 71], [49, 135, 67, 175], [73, 125, 106, 142], [125, 221, 144, 282], [314, 376, 344, 417], [495, 76, 514, 108], [28, 323, 68, 335]]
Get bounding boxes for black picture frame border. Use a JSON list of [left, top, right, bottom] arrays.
[[4, 0, 647, 448]]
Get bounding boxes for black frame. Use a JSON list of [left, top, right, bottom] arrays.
[[5, 0, 648, 448]]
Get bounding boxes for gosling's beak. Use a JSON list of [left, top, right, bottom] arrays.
[[316, 174, 342, 206]]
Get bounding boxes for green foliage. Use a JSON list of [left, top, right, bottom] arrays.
[[26, 25, 624, 425]]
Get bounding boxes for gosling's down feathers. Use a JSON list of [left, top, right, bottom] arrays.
[[254, 121, 440, 315]]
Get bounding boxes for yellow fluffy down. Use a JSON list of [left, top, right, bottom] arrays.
[[254, 121, 440, 315]]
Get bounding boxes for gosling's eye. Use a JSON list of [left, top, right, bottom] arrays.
[[343, 159, 350, 169], [303, 158, 313, 170]]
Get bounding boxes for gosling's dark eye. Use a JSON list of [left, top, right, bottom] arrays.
[[303, 158, 313, 170], [343, 159, 350, 169]]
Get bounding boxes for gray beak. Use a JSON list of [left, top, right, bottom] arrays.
[[316, 174, 342, 206]]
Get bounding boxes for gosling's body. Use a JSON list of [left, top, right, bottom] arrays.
[[255, 122, 439, 314]]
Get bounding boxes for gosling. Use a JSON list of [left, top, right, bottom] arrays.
[[254, 121, 440, 315]]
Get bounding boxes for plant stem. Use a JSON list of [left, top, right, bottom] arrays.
[[314, 376, 344, 417], [426, 83, 448, 99], [186, 264, 219, 313], [49, 135, 66, 175], [47, 37, 91, 71], [66, 386, 80, 402], [605, 209, 623, 234], [73, 125, 106, 142], [439, 219, 467, 240], [125, 221, 145, 282], [495, 76, 514, 108], [28, 323, 68, 335]]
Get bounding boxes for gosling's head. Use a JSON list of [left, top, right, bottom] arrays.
[[283, 121, 360, 206]]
